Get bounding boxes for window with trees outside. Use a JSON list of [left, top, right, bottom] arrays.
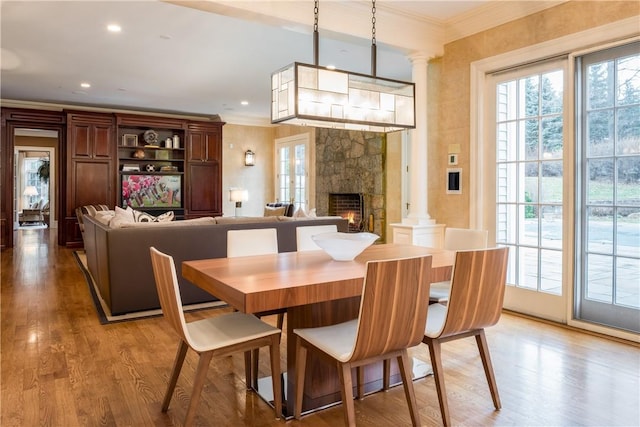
[[495, 67, 564, 294], [576, 41, 640, 333]]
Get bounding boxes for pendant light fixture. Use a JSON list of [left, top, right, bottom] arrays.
[[271, 0, 415, 133]]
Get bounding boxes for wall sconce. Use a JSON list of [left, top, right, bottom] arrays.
[[244, 149, 255, 166], [229, 188, 248, 217]]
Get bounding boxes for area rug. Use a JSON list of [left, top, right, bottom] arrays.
[[73, 250, 227, 324]]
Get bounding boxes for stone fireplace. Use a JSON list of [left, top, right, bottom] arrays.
[[329, 193, 364, 233], [315, 129, 386, 240]]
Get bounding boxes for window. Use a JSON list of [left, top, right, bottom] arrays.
[[576, 41, 640, 332], [275, 134, 310, 211], [495, 66, 564, 295]]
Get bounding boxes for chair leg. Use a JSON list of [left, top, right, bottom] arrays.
[[268, 334, 283, 419], [475, 329, 501, 410], [183, 351, 214, 427], [244, 351, 252, 390], [276, 312, 285, 332], [162, 341, 189, 412], [426, 338, 451, 427], [251, 348, 260, 390], [397, 350, 421, 427], [356, 367, 364, 399], [382, 359, 391, 391], [294, 339, 308, 420], [338, 362, 356, 427]]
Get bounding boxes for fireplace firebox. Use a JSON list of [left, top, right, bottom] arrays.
[[329, 193, 364, 233]]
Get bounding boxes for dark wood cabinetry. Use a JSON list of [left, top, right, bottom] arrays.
[[186, 122, 223, 217], [1, 107, 224, 250], [115, 114, 188, 216], [65, 111, 116, 246]]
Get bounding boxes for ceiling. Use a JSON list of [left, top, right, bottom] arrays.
[[1, 1, 516, 125]]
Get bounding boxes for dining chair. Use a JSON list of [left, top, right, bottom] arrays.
[[295, 224, 338, 251], [429, 227, 489, 303], [424, 247, 509, 427], [293, 255, 433, 427], [227, 228, 285, 390], [149, 247, 282, 427]]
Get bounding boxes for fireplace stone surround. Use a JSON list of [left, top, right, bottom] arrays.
[[315, 129, 386, 240]]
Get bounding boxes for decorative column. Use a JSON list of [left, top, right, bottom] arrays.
[[390, 53, 444, 248]]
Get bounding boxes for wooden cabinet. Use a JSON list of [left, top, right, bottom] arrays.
[[115, 114, 188, 216], [65, 111, 116, 246], [186, 122, 223, 217]]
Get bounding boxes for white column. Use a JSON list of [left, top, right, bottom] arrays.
[[390, 52, 444, 248], [406, 53, 433, 225]]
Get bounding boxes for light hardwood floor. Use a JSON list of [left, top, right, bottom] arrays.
[[2, 228, 639, 426]]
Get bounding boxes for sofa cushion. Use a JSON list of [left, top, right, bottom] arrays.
[[264, 205, 287, 217], [118, 216, 216, 228], [131, 209, 175, 223], [215, 216, 280, 225], [266, 202, 295, 217]]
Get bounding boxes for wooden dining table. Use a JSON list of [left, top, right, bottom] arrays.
[[182, 243, 455, 416]]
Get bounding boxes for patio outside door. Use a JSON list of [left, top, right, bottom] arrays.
[[485, 59, 567, 322], [575, 42, 640, 333]]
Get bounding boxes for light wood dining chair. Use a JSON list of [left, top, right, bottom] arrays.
[[293, 255, 433, 427], [424, 247, 509, 427], [149, 247, 282, 427], [429, 227, 488, 303], [295, 224, 338, 251], [227, 228, 285, 389]]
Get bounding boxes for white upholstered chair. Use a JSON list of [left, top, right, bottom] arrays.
[[295, 224, 338, 251], [429, 227, 488, 303], [226, 228, 284, 389], [294, 255, 433, 427], [423, 247, 509, 427], [149, 247, 282, 427], [227, 228, 279, 258]]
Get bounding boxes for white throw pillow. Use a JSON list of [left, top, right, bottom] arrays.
[[293, 206, 309, 218], [109, 206, 136, 228]]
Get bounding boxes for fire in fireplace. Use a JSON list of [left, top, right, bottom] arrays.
[[329, 193, 364, 233]]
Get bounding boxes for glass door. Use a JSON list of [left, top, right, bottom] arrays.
[[576, 42, 640, 333], [485, 59, 568, 322], [275, 134, 310, 211]]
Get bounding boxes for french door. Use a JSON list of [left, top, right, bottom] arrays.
[[575, 42, 640, 333], [485, 59, 568, 322], [275, 134, 310, 211]]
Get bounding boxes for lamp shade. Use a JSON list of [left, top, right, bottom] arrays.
[[229, 188, 248, 203], [23, 186, 38, 197], [271, 62, 415, 133]]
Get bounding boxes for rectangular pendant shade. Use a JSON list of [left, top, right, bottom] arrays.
[[271, 62, 415, 133]]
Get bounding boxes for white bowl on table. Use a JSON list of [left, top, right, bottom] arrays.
[[311, 232, 379, 261]]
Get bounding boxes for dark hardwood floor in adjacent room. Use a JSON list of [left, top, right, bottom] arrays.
[[2, 228, 638, 426]]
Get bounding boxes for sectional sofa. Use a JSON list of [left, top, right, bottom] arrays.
[[81, 213, 348, 315]]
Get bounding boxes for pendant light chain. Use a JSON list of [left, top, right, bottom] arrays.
[[371, 0, 376, 46], [371, 0, 377, 76], [314, 0, 319, 33], [313, 0, 319, 65]]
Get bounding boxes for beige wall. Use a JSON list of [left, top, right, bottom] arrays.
[[222, 124, 275, 216], [431, 1, 639, 228]]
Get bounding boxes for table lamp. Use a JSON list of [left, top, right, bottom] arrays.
[[229, 188, 248, 217]]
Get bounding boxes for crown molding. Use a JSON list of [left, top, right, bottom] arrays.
[[445, 1, 568, 44]]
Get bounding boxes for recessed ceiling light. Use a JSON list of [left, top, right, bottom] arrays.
[[80, 82, 91, 88], [326, 65, 336, 70], [240, 101, 249, 106], [107, 24, 121, 33]]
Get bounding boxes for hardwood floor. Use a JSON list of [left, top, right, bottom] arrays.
[[2, 228, 639, 426]]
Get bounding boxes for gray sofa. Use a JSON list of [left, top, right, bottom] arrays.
[[82, 214, 348, 315]]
